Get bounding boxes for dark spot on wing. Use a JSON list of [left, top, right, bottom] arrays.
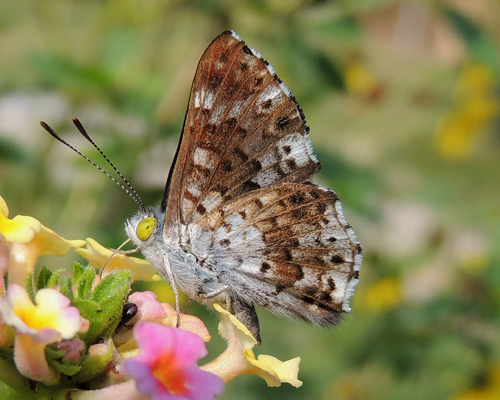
[[197, 204, 206, 215], [221, 159, 232, 172], [261, 262, 271, 273], [242, 45, 253, 55], [276, 115, 290, 130], [330, 255, 344, 264], [327, 277, 336, 291], [262, 99, 273, 109], [254, 198, 263, 208], [242, 180, 261, 192], [290, 192, 306, 205], [250, 159, 262, 173], [286, 159, 297, 170], [214, 183, 228, 196], [233, 147, 248, 162]]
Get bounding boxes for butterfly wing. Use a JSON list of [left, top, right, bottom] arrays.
[[163, 30, 320, 238], [188, 182, 361, 326], [162, 30, 361, 339]]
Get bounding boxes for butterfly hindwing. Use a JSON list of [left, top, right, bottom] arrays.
[[187, 182, 361, 324]]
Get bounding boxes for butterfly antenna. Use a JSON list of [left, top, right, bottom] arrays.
[[70, 118, 145, 211], [40, 120, 146, 212], [100, 238, 132, 280]]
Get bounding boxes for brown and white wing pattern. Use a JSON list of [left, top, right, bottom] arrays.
[[160, 30, 361, 338], [163, 30, 320, 236], [188, 183, 361, 325]]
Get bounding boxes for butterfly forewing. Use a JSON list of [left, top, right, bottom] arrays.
[[164, 31, 320, 232]]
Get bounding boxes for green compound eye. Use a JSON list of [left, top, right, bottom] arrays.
[[136, 217, 157, 241]]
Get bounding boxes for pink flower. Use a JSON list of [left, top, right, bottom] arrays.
[[0, 284, 81, 383], [124, 322, 224, 400]]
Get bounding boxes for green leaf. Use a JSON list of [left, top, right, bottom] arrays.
[[78, 269, 132, 344], [72, 263, 85, 282], [25, 273, 35, 304], [59, 276, 74, 301], [49, 360, 81, 377], [45, 346, 66, 360], [36, 266, 52, 290], [47, 269, 64, 289], [73, 264, 96, 300], [73, 298, 101, 323]]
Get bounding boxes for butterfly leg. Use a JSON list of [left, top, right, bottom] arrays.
[[184, 298, 192, 313], [197, 285, 228, 299], [228, 296, 261, 345], [162, 254, 181, 327]]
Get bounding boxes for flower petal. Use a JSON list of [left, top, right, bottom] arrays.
[[125, 322, 224, 400], [77, 238, 157, 281], [0, 215, 40, 244], [203, 304, 302, 387], [0, 284, 80, 341], [35, 225, 85, 256], [0, 195, 8, 218], [128, 291, 167, 322], [256, 355, 302, 388], [69, 380, 148, 400], [14, 333, 59, 383]]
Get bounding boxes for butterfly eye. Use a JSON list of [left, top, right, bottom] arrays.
[[136, 217, 157, 241]]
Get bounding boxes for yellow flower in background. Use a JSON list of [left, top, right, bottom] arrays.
[[363, 277, 402, 313], [435, 63, 500, 158], [0, 195, 85, 287], [454, 63, 495, 98], [345, 58, 383, 100], [453, 364, 500, 400], [202, 304, 302, 388]]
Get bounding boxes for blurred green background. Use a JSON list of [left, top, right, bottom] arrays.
[[1, 0, 500, 399]]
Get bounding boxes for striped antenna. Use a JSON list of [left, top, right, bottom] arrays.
[[40, 119, 146, 212]]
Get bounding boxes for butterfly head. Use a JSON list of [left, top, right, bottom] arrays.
[[125, 207, 165, 251]]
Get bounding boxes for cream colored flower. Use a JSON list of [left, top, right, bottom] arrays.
[[202, 304, 302, 387], [77, 238, 157, 282], [0, 284, 82, 383], [0, 195, 85, 286]]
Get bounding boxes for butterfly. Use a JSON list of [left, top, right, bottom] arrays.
[[42, 30, 361, 344], [124, 30, 361, 344]]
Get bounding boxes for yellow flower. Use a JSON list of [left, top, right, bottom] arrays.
[[202, 304, 302, 387], [0, 284, 82, 383], [363, 277, 401, 313], [77, 238, 157, 282], [453, 365, 500, 400], [435, 63, 500, 158], [345, 58, 383, 100], [0, 195, 85, 286], [0, 196, 40, 243]]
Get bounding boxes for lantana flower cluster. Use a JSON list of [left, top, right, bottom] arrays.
[[0, 195, 301, 399]]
